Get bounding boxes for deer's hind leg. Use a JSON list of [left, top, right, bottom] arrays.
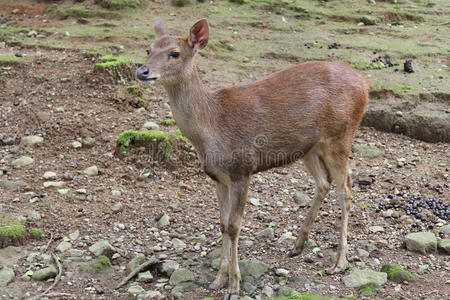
[[321, 138, 353, 274], [290, 146, 332, 257]]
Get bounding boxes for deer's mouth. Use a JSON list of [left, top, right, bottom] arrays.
[[135, 66, 159, 83]]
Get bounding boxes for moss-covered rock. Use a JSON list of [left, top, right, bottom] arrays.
[[83, 255, 112, 274], [116, 129, 184, 160], [94, 55, 134, 81], [358, 283, 381, 295], [381, 264, 417, 283], [95, 0, 143, 9]]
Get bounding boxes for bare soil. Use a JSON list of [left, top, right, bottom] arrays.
[[0, 1, 449, 299]]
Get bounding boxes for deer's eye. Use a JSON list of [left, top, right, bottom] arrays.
[[169, 52, 180, 59], [146, 49, 150, 55]]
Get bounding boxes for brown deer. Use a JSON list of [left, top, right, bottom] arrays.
[[136, 19, 369, 299]]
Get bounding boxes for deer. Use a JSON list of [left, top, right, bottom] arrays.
[[136, 19, 369, 299]]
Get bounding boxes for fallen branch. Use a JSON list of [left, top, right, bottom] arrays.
[[26, 252, 63, 300], [44, 293, 74, 298], [41, 232, 53, 253], [115, 256, 158, 289]]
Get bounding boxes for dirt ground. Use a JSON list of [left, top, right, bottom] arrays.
[[0, 1, 449, 299]]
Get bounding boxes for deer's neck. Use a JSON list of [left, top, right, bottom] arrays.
[[164, 66, 216, 155]]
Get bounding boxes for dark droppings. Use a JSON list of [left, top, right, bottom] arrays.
[[377, 195, 449, 221], [404, 59, 414, 73]]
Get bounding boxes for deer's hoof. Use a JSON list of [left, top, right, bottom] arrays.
[[326, 265, 347, 275]]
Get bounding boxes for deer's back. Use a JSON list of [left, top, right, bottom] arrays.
[[210, 61, 368, 173]]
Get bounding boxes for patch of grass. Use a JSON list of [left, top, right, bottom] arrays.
[[96, 0, 143, 10], [116, 129, 184, 160], [65, 7, 92, 18], [0, 54, 24, 64], [0, 214, 25, 248], [29, 228, 44, 239], [162, 119, 176, 126]]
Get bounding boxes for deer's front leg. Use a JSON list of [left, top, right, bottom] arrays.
[[225, 176, 249, 299], [210, 183, 231, 290]]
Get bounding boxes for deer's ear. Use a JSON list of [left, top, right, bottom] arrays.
[[154, 19, 166, 37], [188, 19, 209, 50]]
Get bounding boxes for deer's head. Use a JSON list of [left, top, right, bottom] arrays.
[[136, 19, 209, 85]]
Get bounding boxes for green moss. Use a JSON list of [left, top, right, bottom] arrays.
[[381, 264, 416, 283], [127, 84, 140, 96], [162, 119, 176, 126], [65, 7, 92, 18], [94, 55, 133, 81], [353, 144, 380, 159], [117, 129, 183, 160], [96, 0, 143, 10], [29, 228, 44, 239], [358, 283, 380, 296], [0, 54, 23, 64], [82, 255, 111, 274]]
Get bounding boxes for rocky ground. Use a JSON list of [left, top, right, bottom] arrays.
[[1, 1, 449, 300]]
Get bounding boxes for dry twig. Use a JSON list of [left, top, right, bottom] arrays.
[[116, 257, 158, 289]]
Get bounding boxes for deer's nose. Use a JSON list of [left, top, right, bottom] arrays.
[[136, 66, 151, 81]]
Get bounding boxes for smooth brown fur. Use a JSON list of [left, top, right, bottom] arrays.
[[136, 19, 369, 299]]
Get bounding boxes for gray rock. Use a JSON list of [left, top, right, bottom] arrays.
[[128, 285, 145, 296], [72, 141, 82, 149], [278, 231, 296, 244], [43, 171, 57, 180], [278, 286, 299, 297], [28, 210, 41, 220], [440, 224, 450, 236], [294, 192, 311, 207], [21, 136, 43, 147], [353, 144, 380, 159], [145, 290, 162, 298], [169, 268, 194, 285], [342, 269, 387, 288], [142, 121, 160, 130], [159, 260, 180, 276], [11, 156, 34, 167], [43, 181, 64, 188], [405, 232, 437, 254], [158, 213, 170, 227], [190, 234, 207, 244], [369, 226, 384, 233], [361, 15, 377, 25], [32, 265, 58, 281], [172, 238, 186, 251], [89, 240, 117, 257], [84, 165, 98, 176], [128, 253, 146, 271], [275, 268, 290, 276], [304, 239, 317, 248], [242, 281, 257, 294], [357, 248, 370, 258], [111, 202, 123, 213], [211, 258, 220, 270], [56, 241, 72, 253], [82, 137, 95, 148], [69, 230, 80, 241], [256, 227, 274, 240], [171, 281, 198, 296], [0, 180, 28, 191], [137, 271, 153, 282], [0, 267, 14, 287], [68, 249, 85, 257], [239, 259, 270, 280], [262, 285, 274, 298], [239, 297, 255, 300], [290, 275, 311, 288], [437, 239, 450, 254]]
